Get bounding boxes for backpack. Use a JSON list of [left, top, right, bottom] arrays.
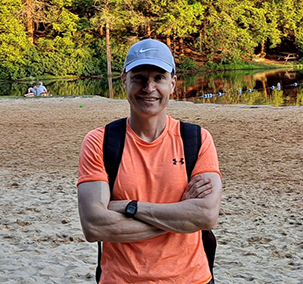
[[97, 117, 216, 283]]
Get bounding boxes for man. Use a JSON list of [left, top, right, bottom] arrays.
[[77, 39, 222, 284], [24, 85, 37, 97], [36, 81, 48, 96]]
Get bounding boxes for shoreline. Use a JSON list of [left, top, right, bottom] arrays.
[[1, 95, 303, 108]]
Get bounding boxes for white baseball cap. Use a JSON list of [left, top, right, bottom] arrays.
[[124, 39, 176, 74]]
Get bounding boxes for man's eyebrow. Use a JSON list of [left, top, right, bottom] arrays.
[[130, 72, 145, 77]]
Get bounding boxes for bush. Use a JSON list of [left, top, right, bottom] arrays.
[[179, 56, 199, 71]]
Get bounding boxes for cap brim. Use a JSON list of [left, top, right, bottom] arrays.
[[125, 59, 173, 73]]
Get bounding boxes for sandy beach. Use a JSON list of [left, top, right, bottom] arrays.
[[0, 96, 302, 283]]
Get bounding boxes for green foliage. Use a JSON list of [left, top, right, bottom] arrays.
[[0, 0, 303, 80], [179, 56, 199, 71], [155, 0, 204, 38], [204, 60, 275, 71], [51, 9, 79, 36], [0, 0, 29, 79], [93, 38, 129, 72], [246, 2, 282, 49], [271, 89, 285, 107], [296, 88, 303, 106], [20, 36, 104, 77]]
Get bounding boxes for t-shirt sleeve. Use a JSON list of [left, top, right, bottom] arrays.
[[77, 127, 109, 186], [191, 128, 222, 178]]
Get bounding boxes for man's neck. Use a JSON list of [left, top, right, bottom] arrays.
[[129, 112, 167, 142]]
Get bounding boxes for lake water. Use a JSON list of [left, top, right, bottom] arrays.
[[1, 69, 303, 106]]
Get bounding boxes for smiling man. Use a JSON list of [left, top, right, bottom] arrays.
[[77, 39, 222, 284]]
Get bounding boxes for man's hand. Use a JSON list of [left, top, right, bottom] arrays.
[[181, 174, 213, 201]]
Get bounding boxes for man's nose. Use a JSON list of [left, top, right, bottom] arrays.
[[143, 80, 156, 93]]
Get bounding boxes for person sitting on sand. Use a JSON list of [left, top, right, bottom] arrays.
[[36, 81, 48, 96], [24, 85, 37, 97]]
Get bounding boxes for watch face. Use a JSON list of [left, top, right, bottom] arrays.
[[127, 205, 137, 215], [126, 200, 138, 217]]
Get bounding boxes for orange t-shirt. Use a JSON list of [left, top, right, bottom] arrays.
[[78, 115, 221, 284]]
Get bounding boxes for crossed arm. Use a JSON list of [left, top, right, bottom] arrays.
[[78, 173, 222, 243]]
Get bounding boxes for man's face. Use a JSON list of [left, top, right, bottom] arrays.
[[123, 65, 177, 117]]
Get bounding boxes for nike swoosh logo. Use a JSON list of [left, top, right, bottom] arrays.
[[139, 48, 158, 53]]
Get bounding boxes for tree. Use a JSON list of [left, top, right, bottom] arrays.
[[19, 0, 50, 44], [0, 0, 29, 79], [152, 0, 204, 56], [275, 0, 303, 51], [120, 0, 153, 37], [25, 0, 34, 43], [243, 0, 281, 57], [92, 0, 126, 75], [197, 0, 257, 62]]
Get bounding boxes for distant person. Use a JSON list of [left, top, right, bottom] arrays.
[[36, 81, 48, 96], [24, 85, 37, 97]]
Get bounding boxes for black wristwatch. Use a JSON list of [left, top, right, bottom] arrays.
[[125, 200, 138, 218]]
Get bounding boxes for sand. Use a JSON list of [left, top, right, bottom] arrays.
[[0, 96, 302, 283]]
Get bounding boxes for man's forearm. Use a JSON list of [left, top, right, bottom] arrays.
[[110, 199, 219, 234], [78, 181, 165, 243], [81, 207, 165, 243], [108, 173, 222, 234], [135, 198, 220, 233]]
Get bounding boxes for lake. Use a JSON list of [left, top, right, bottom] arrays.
[[1, 69, 303, 106]]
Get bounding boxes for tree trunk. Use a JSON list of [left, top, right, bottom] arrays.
[[105, 21, 114, 98], [166, 36, 171, 49], [199, 30, 202, 53], [173, 33, 176, 57], [179, 38, 184, 57], [26, 0, 34, 44], [106, 22, 112, 76], [260, 38, 265, 57], [147, 24, 151, 38], [256, 38, 266, 58], [262, 79, 268, 98], [108, 76, 114, 98]]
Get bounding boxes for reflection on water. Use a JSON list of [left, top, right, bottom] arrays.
[[175, 69, 303, 106], [1, 69, 303, 106], [0, 77, 124, 98]]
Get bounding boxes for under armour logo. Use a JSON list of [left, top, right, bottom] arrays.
[[173, 158, 184, 165]]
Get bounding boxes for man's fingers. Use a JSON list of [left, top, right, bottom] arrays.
[[197, 189, 213, 199], [188, 176, 211, 188], [190, 182, 213, 197], [182, 180, 213, 200]]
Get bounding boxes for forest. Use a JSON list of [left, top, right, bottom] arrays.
[[0, 0, 303, 80]]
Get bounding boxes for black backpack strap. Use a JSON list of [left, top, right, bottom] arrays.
[[103, 117, 127, 199], [96, 117, 127, 283], [202, 230, 216, 279], [95, 241, 102, 283], [180, 121, 201, 181], [180, 121, 216, 281]]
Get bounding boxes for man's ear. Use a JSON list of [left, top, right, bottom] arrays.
[[171, 75, 177, 94], [122, 72, 127, 90]]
